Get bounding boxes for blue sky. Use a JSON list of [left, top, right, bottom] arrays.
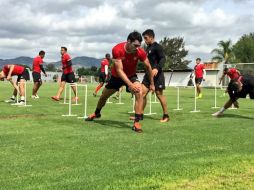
[[0, 0, 253, 64]]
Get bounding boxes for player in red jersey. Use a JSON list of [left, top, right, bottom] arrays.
[[0, 64, 30, 105], [51, 47, 77, 102], [93, 53, 111, 97], [85, 31, 155, 133], [219, 67, 241, 85], [193, 58, 206, 98], [32, 50, 47, 99]]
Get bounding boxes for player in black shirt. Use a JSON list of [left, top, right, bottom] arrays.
[[212, 74, 254, 116], [141, 29, 169, 122]]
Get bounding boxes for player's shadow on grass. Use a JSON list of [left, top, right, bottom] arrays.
[[118, 112, 159, 121], [223, 113, 254, 120], [93, 119, 132, 129]]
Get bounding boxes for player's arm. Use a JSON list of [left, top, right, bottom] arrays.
[[155, 45, 166, 70], [219, 73, 226, 85], [9, 79, 19, 91], [62, 59, 72, 69], [40, 65, 47, 76], [6, 65, 15, 81], [114, 59, 140, 93], [202, 68, 206, 80], [236, 69, 241, 75], [143, 58, 155, 91]]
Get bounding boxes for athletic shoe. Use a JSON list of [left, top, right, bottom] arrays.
[[160, 116, 170, 123], [129, 116, 135, 121], [72, 96, 79, 103], [5, 98, 16, 103], [85, 113, 101, 121], [15, 101, 25, 106], [212, 111, 223, 117], [31, 95, 37, 99], [35, 94, 40, 99], [51, 96, 60, 101], [132, 122, 143, 133], [93, 93, 97, 97], [113, 96, 119, 100]]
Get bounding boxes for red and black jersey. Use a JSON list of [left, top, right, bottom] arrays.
[[100, 58, 109, 73], [194, 63, 205, 78], [2, 65, 25, 76], [33, 56, 43, 73], [227, 68, 240, 80], [62, 53, 73, 74]]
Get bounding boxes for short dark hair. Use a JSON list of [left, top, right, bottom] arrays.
[[61, 47, 67, 51], [127, 31, 142, 43], [39, 50, 45, 55], [223, 68, 229, 73], [105, 53, 110, 58], [142, 29, 155, 38], [196, 58, 201, 61]]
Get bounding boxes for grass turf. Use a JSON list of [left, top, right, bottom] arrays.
[[0, 82, 254, 190]]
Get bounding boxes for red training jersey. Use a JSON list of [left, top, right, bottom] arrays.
[[227, 68, 239, 80], [33, 56, 43, 73], [194, 63, 205, 78], [101, 58, 109, 73], [62, 53, 73, 74], [111, 42, 147, 78], [2, 65, 25, 76]]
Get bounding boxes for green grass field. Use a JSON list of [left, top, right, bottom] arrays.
[[1, 82, 254, 190]]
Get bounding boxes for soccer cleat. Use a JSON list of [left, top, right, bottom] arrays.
[[85, 113, 101, 121], [113, 96, 119, 100], [31, 95, 37, 99], [35, 94, 40, 99], [212, 111, 223, 117], [160, 116, 170, 123], [14, 101, 25, 106], [132, 122, 143, 133], [51, 96, 60, 101], [5, 98, 16, 103]]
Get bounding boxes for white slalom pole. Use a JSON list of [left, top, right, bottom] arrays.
[[62, 85, 77, 117], [12, 81, 32, 107], [212, 76, 219, 109], [78, 84, 88, 119], [190, 84, 200, 113], [72, 83, 80, 106], [173, 87, 183, 111], [128, 95, 135, 113], [152, 93, 159, 104], [107, 97, 113, 104], [116, 91, 124, 105], [60, 85, 68, 104], [144, 92, 156, 115]]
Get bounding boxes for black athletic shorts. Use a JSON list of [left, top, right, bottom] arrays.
[[17, 69, 30, 82], [142, 71, 165, 91], [195, 77, 203, 85], [99, 72, 106, 83], [32, 72, 41, 83], [61, 72, 76, 83], [106, 75, 139, 92]]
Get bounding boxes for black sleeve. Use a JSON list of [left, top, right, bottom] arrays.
[[63, 60, 72, 69], [40, 65, 46, 75], [155, 44, 166, 70]]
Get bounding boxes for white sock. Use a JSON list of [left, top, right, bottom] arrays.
[[219, 107, 226, 113]]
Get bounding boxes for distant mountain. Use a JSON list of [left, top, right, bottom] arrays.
[[0, 56, 101, 69]]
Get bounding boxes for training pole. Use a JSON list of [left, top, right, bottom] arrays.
[[12, 81, 32, 107], [115, 91, 124, 105], [212, 76, 219, 109], [190, 83, 200, 113], [152, 93, 159, 104], [173, 86, 183, 111], [144, 93, 157, 115], [128, 95, 135, 113], [106, 97, 113, 104], [60, 85, 68, 105], [77, 84, 88, 119], [62, 85, 77, 117], [71, 83, 81, 106]]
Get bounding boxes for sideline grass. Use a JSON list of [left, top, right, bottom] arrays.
[[0, 82, 254, 190]]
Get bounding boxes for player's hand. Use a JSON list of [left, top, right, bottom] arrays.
[[129, 83, 141, 93], [44, 74, 48, 77], [149, 84, 155, 93], [6, 75, 11, 81], [152, 69, 158, 77]]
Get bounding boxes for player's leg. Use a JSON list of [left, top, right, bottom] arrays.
[[156, 90, 169, 122], [93, 73, 105, 97], [212, 98, 238, 116], [51, 80, 66, 101]]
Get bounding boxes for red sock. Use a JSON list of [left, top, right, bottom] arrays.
[[95, 84, 103, 93]]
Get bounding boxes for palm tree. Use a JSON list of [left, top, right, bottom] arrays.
[[211, 40, 234, 64]]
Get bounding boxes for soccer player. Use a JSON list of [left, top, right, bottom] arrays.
[[85, 31, 155, 133], [219, 67, 241, 85], [0, 64, 30, 105], [194, 58, 206, 98], [51, 47, 77, 102], [212, 74, 254, 117], [141, 29, 169, 122], [93, 53, 111, 97], [32, 50, 47, 99]]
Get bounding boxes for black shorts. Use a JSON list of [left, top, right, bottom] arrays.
[[99, 72, 106, 83], [106, 75, 139, 92], [32, 72, 41, 83], [195, 77, 203, 85], [61, 72, 76, 83], [17, 69, 30, 82], [142, 71, 165, 91]]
